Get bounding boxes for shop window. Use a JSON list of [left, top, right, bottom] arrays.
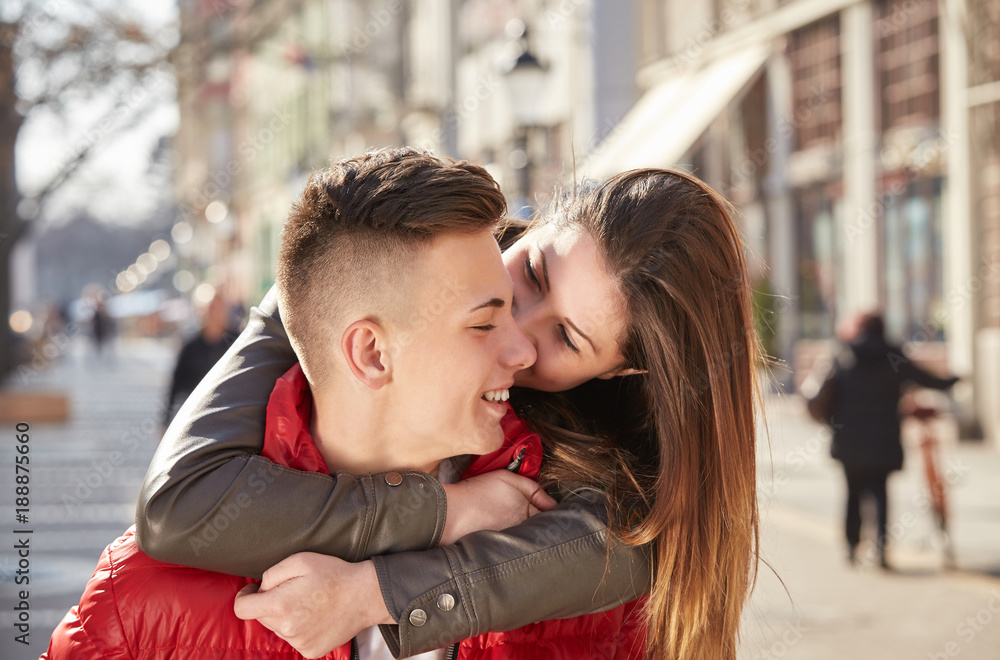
[[796, 185, 840, 339], [881, 177, 944, 341]]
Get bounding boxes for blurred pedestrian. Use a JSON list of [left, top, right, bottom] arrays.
[[42, 302, 69, 339], [90, 297, 114, 357], [163, 294, 237, 427], [816, 312, 958, 569]]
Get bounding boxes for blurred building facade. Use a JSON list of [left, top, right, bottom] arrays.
[[578, 0, 999, 445], [171, 0, 999, 446], [173, 0, 630, 301]]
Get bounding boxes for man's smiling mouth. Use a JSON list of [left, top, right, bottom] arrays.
[[481, 388, 509, 403]]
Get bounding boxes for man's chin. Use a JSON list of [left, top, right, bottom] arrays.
[[469, 424, 505, 456]]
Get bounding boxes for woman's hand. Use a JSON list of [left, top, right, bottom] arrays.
[[440, 471, 557, 545], [234, 553, 391, 658]]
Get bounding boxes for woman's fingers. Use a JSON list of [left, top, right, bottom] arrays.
[[237, 583, 259, 597], [441, 471, 560, 542], [503, 472, 557, 512], [234, 555, 383, 658], [259, 552, 314, 592], [529, 486, 558, 512], [234, 582, 284, 621]]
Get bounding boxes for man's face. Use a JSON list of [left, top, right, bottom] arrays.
[[384, 229, 536, 469]]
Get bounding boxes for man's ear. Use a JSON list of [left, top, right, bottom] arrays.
[[341, 320, 390, 389], [596, 366, 648, 380]]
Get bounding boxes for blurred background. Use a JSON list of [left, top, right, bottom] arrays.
[[1, 0, 1000, 658]]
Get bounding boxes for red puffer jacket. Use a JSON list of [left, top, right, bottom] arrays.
[[43, 364, 645, 659]]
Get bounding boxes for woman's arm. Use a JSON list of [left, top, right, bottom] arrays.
[[896, 351, 959, 391], [232, 490, 653, 659], [135, 286, 449, 575], [373, 488, 653, 657]]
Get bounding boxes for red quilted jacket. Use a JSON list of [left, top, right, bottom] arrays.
[[43, 364, 645, 659]]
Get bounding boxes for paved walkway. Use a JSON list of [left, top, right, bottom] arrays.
[[741, 395, 1000, 659], [0, 336, 176, 660]]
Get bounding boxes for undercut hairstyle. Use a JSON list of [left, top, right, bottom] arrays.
[[276, 147, 506, 387]]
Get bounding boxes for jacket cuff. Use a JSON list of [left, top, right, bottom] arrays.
[[362, 470, 447, 557], [373, 548, 472, 658], [370, 494, 651, 658]]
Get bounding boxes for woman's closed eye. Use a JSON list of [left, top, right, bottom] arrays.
[[525, 256, 579, 353], [559, 325, 580, 353], [525, 256, 541, 292]]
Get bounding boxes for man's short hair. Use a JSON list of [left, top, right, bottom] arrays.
[[276, 146, 507, 387]]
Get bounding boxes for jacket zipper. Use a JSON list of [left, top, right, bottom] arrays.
[[505, 447, 526, 474], [444, 642, 459, 660], [350, 637, 359, 660]]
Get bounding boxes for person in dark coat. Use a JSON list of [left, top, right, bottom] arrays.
[[163, 295, 238, 427], [91, 298, 114, 356], [827, 312, 958, 568]]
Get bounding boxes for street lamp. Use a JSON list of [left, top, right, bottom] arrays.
[[502, 25, 549, 214], [504, 46, 548, 127]]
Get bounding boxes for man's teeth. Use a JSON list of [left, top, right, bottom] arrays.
[[483, 389, 509, 403]]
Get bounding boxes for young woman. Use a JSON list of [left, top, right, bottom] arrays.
[[137, 168, 761, 659]]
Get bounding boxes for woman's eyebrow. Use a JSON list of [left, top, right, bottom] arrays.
[[565, 318, 596, 353], [538, 249, 552, 291]]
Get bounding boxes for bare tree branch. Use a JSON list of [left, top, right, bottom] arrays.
[[1, 0, 176, 376], [24, 89, 167, 218]]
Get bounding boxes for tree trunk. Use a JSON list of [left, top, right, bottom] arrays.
[[1, 21, 25, 382]]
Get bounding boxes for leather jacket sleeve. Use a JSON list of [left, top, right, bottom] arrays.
[[373, 488, 653, 658], [135, 285, 653, 655], [135, 286, 448, 576]]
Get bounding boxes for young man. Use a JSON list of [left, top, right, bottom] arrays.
[[43, 148, 552, 658]]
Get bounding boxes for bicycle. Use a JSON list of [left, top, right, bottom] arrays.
[[904, 401, 957, 569]]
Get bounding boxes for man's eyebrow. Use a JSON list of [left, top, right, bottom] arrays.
[[566, 318, 596, 353], [468, 298, 506, 313]]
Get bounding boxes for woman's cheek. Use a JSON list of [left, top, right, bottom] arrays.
[[535, 355, 563, 391]]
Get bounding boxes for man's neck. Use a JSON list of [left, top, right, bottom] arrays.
[[310, 385, 441, 479]]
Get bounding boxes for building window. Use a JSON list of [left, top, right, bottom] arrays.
[[787, 15, 843, 151], [875, 0, 940, 132], [795, 184, 840, 339], [881, 177, 944, 341]]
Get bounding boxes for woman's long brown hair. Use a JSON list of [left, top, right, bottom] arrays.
[[510, 169, 761, 659]]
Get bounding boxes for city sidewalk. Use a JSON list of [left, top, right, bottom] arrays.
[[0, 336, 176, 660], [741, 395, 1000, 659]]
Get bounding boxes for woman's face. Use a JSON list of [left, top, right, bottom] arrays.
[[504, 223, 631, 392]]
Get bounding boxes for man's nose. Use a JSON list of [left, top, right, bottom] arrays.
[[502, 318, 536, 371], [511, 295, 542, 346]]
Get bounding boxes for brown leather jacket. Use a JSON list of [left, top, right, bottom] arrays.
[[135, 286, 652, 658]]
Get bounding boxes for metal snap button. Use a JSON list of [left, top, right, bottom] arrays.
[[385, 472, 403, 486], [409, 608, 428, 627], [436, 593, 456, 611]]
